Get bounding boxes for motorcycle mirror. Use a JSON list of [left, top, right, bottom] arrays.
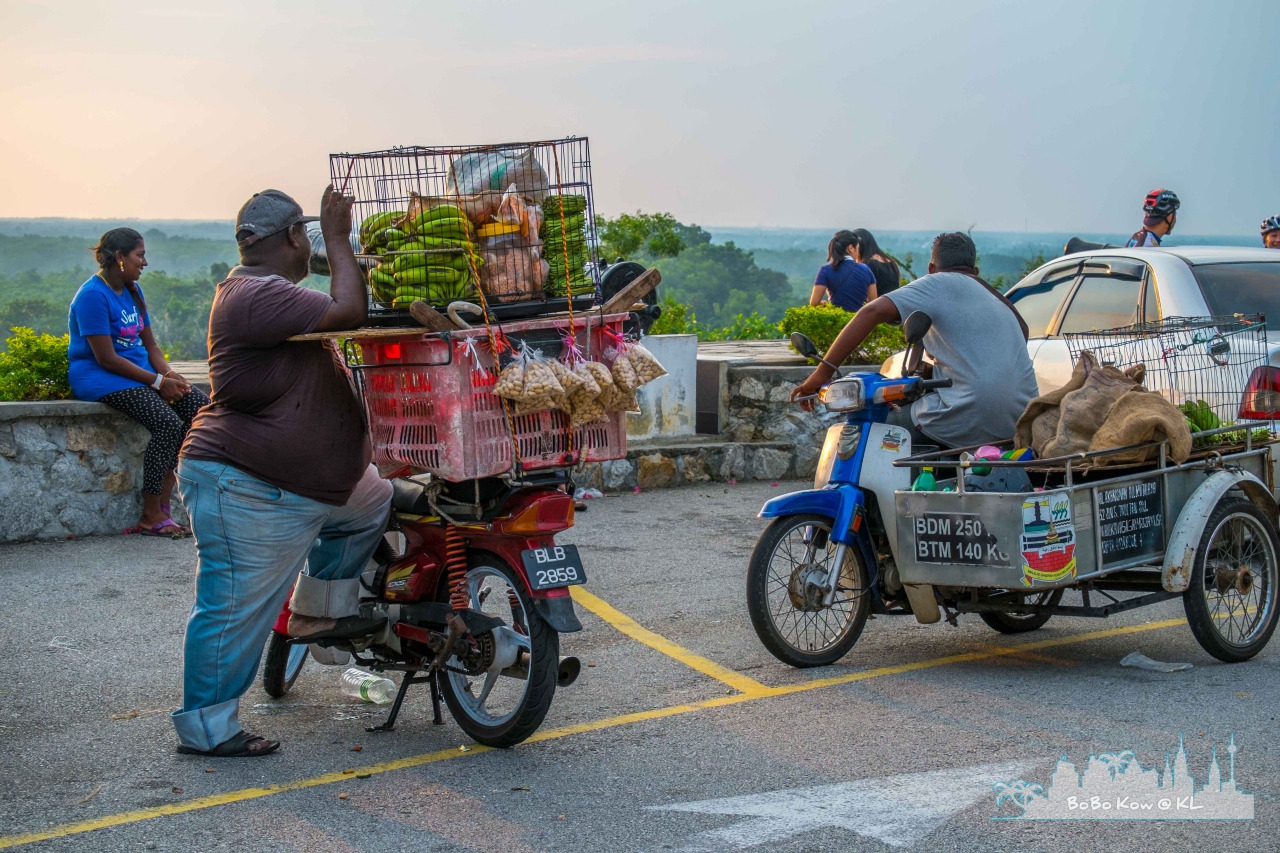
[[790, 332, 820, 360], [903, 312, 933, 346]]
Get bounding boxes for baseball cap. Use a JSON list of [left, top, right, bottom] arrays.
[[235, 189, 318, 248]]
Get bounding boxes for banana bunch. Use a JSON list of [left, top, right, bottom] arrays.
[[540, 194, 595, 298], [359, 207, 482, 306]]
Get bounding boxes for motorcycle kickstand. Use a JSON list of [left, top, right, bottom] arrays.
[[367, 670, 421, 733], [429, 671, 444, 726]]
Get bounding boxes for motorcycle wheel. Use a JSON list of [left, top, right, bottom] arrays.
[[979, 589, 1064, 634], [262, 631, 309, 698], [438, 556, 559, 747], [747, 513, 871, 668]]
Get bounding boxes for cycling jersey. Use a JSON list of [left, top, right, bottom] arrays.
[[1127, 229, 1162, 248]]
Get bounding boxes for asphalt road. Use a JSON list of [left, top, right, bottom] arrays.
[[1, 480, 1277, 852]]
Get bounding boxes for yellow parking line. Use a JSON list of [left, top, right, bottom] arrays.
[[570, 586, 769, 695], [0, 615, 1187, 849]]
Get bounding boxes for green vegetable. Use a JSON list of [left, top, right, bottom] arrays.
[[359, 211, 404, 240], [405, 206, 470, 233], [394, 266, 465, 287], [368, 266, 396, 286]]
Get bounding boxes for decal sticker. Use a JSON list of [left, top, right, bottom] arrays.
[[1020, 491, 1076, 587], [880, 428, 904, 452]]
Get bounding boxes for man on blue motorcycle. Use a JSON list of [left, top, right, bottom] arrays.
[[791, 232, 1037, 449]]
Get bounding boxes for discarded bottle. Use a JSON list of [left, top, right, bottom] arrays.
[[341, 668, 395, 704], [911, 466, 937, 492]]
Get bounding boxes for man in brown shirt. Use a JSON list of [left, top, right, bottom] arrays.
[[172, 187, 392, 757]]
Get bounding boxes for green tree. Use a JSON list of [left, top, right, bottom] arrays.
[[595, 211, 687, 260], [0, 328, 71, 401], [651, 241, 793, 327], [0, 298, 64, 340]]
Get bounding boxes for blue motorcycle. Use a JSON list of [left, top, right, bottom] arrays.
[[747, 312, 952, 667]]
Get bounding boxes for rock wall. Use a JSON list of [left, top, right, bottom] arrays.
[[574, 439, 799, 491], [721, 365, 844, 479], [0, 402, 186, 542]]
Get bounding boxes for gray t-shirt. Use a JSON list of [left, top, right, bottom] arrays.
[[884, 272, 1038, 447]]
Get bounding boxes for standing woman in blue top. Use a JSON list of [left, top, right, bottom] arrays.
[[68, 228, 210, 536], [809, 230, 877, 311]]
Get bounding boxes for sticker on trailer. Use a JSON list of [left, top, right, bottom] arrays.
[[1019, 491, 1076, 587], [912, 512, 1009, 565]]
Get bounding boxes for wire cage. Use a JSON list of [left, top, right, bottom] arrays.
[[1064, 315, 1269, 427], [330, 138, 600, 324]]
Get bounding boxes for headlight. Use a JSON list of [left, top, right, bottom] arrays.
[[819, 377, 865, 412]]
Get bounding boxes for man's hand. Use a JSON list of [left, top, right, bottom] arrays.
[[790, 370, 829, 413], [319, 184, 354, 238]]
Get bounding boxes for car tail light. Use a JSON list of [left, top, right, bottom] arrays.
[[501, 493, 575, 534], [1239, 366, 1280, 420]]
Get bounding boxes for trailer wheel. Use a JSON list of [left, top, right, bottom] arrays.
[[979, 589, 1064, 634], [1184, 497, 1280, 663]]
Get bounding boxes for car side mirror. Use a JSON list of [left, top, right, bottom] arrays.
[[903, 311, 933, 345], [790, 332, 819, 360]]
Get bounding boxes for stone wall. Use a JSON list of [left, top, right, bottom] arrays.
[[0, 402, 187, 542], [574, 438, 799, 491], [720, 364, 845, 481]]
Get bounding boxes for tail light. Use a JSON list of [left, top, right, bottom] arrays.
[[1239, 366, 1280, 420], [499, 493, 575, 535]]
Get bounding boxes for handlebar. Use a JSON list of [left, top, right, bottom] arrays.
[[918, 378, 953, 390]]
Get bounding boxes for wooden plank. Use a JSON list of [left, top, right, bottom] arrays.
[[600, 268, 661, 315], [410, 300, 459, 332]]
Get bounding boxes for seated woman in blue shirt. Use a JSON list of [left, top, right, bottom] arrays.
[[68, 228, 210, 536], [809, 230, 878, 311]]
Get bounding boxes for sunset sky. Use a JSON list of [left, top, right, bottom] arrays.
[[2, 0, 1277, 234]]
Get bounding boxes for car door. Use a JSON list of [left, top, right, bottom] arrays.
[[1005, 263, 1080, 393], [1034, 258, 1150, 393]]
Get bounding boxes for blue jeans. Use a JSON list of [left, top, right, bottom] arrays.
[[171, 459, 392, 751]]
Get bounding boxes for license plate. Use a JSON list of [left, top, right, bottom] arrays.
[[521, 544, 587, 590]]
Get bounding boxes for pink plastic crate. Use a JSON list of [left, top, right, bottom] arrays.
[[354, 316, 628, 481]]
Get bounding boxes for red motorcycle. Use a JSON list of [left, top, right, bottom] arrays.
[[262, 471, 583, 747]]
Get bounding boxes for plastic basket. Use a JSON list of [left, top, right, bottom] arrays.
[[350, 315, 627, 481]]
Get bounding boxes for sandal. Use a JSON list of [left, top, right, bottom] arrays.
[[141, 514, 190, 535], [178, 730, 280, 758]]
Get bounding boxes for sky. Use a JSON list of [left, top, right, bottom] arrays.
[[2, 0, 1277, 235]]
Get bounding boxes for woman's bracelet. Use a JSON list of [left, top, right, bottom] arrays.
[[151, 373, 165, 390]]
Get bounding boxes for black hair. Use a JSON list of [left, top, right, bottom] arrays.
[[852, 228, 897, 271], [932, 231, 977, 269], [827, 230, 859, 269], [92, 228, 147, 315]]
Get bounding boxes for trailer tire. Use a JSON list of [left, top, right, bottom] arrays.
[[979, 589, 1064, 634], [1184, 497, 1280, 663]]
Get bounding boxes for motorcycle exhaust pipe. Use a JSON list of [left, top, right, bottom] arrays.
[[557, 656, 581, 688]]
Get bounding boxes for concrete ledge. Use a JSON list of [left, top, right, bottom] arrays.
[[0, 401, 119, 421]]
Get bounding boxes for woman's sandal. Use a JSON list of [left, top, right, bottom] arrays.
[[139, 519, 189, 537], [177, 730, 280, 758]]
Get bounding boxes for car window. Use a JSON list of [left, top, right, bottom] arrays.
[[1006, 275, 1075, 337], [1143, 279, 1159, 322], [1058, 276, 1142, 333], [1193, 262, 1280, 319]]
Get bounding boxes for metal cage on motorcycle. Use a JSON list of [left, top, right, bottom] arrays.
[[330, 138, 601, 324]]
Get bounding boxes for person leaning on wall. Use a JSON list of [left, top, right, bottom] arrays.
[[66, 228, 210, 536]]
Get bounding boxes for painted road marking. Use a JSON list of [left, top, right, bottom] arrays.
[[0, 615, 1188, 850], [650, 761, 1037, 850], [571, 586, 769, 695]]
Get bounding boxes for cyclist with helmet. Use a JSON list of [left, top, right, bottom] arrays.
[[1262, 215, 1280, 249], [1127, 188, 1180, 247]]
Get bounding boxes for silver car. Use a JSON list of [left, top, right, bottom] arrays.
[[1006, 246, 1280, 397]]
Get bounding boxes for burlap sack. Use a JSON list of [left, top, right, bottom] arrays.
[[1015, 351, 1145, 458], [1089, 389, 1192, 465]]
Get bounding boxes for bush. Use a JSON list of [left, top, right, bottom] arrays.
[[649, 295, 697, 336], [0, 327, 71, 401], [778, 304, 905, 365], [698, 312, 784, 342]]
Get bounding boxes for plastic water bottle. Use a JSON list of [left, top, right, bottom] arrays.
[[911, 466, 937, 492], [340, 668, 395, 704]]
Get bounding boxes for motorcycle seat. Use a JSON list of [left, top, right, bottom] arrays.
[[390, 479, 432, 514]]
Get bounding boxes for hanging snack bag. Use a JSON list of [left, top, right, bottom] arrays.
[[627, 342, 668, 384], [514, 346, 565, 416]]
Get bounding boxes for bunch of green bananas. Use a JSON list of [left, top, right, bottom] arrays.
[[361, 207, 483, 306], [540, 195, 594, 298]]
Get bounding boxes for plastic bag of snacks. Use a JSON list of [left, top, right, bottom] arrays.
[[493, 343, 565, 416], [627, 342, 668, 384]]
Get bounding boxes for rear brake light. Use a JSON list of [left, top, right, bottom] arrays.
[[502, 494, 574, 534], [1239, 366, 1280, 420]]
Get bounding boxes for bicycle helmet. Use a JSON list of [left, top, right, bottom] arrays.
[[1143, 188, 1180, 217], [1262, 215, 1280, 236]]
